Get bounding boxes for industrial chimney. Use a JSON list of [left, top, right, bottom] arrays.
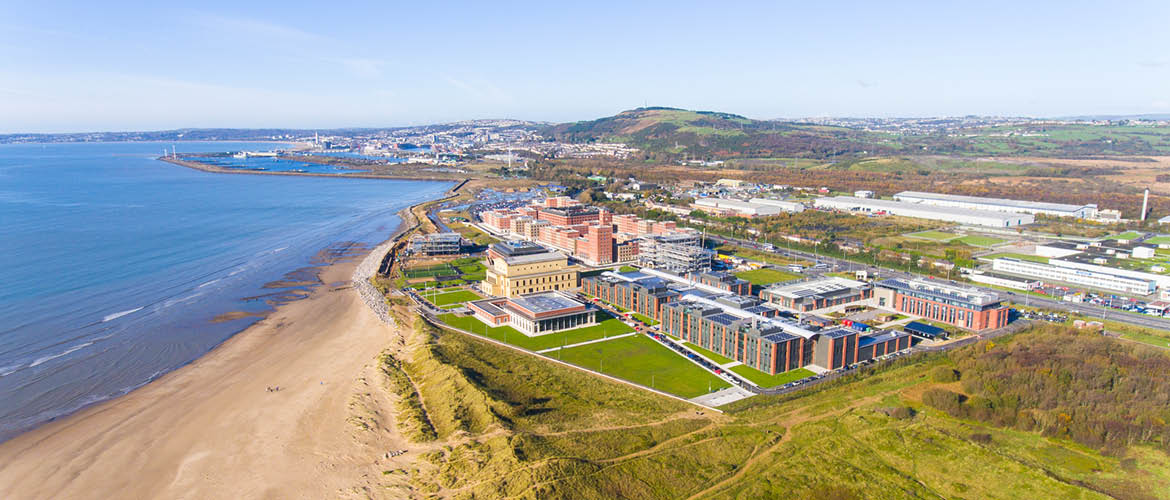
[[1142, 188, 1150, 222]]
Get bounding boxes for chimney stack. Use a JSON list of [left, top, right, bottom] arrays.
[[1142, 188, 1150, 222]]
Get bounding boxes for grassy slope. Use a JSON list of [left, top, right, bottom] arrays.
[[729, 365, 815, 388], [391, 318, 1170, 499]]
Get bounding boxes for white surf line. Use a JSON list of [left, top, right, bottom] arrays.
[[535, 331, 637, 354]]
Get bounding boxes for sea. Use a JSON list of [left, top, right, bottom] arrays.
[[0, 142, 453, 441]]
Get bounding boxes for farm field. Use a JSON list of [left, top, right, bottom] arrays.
[[729, 365, 816, 388], [557, 334, 730, 398]]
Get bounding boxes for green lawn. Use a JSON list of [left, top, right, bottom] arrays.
[[557, 334, 730, 398], [631, 313, 658, 326], [1106, 231, 1142, 241], [682, 342, 734, 365], [735, 268, 801, 286], [618, 265, 640, 273], [906, 230, 960, 241], [437, 313, 633, 351], [982, 252, 1050, 263], [423, 290, 481, 306], [954, 235, 1006, 247], [729, 365, 816, 388], [1145, 236, 1170, 245]]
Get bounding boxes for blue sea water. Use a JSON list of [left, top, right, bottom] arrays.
[[0, 142, 452, 441]]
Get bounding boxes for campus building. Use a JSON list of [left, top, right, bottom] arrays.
[[409, 232, 465, 255], [892, 191, 1098, 219], [690, 271, 752, 295], [814, 196, 1035, 228], [481, 240, 580, 297], [467, 292, 597, 336], [760, 277, 873, 312], [660, 294, 909, 375], [875, 278, 1009, 331], [538, 205, 607, 226], [638, 236, 714, 274], [582, 272, 682, 321], [991, 257, 1155, 295]]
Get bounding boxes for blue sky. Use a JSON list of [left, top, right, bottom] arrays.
[[1, 1, 1168, 132]]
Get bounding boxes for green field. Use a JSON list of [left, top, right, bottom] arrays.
[[682, 342, 735, 365], [906, 230, 960, 241], [423, 290, 481, 306], [1145, 236, 1170, 245], [735, 268, 801, 286], [558, 334, 730, 398], [438, 313, 633, 351], [729, 365, 816, 388], [982, 252, 1050, 263], [1106, 231, 1142, 241], [954, 234, 1006, 247], [618, 265, 640, 272]]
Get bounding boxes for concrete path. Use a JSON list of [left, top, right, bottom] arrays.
[[720, 361, 742, 369], [691, 386, 754, 407], [535, 331, 637, 354]]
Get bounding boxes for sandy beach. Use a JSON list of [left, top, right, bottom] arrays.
[[0, 246, 410, 498]]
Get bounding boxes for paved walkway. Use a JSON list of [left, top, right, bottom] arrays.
[[720, 361, 742, 369], [535, 331, 637, 354], [691, 386, 754, 407]]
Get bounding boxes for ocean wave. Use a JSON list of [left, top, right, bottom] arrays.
[[28, 341, 93, 368], [102, 306, 144, 322], [0, 364, 22, 377], [196, 278, 221, 289]]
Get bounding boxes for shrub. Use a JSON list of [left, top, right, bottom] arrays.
[[929, 366, 960, 383]]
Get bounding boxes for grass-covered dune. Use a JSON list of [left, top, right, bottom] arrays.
[[380, 315, 1170, 499]]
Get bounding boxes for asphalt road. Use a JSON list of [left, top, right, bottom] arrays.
[[707, 234, 1170, 332]]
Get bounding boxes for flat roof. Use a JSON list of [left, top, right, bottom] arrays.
[[877, 278, 999, 306], [904, 321, 945, 336], [764, 276, 868, 299], [816, 196, 1031, 223], [894, 191, 1090, 213], [508, 292, 583, 314]]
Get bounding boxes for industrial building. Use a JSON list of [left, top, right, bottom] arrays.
[[1049, 257, 1170, 290], [992, 258, 1156, 294], [468, 292, 597, 336], [691, 198, 786, 217], [760, 277, 873, 312], [814, 196, 1035, 228], [480, 241, 580, 297], [892, 191, 1098, 219], [966, 270, 1041, 291], [747, 198, 806, 213], [875, 278, 1009, 331]]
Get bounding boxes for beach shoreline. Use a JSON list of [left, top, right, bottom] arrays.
[[0, 194, 437, 498]]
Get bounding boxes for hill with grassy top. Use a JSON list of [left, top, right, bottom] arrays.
[[545, 107, 890, 159]]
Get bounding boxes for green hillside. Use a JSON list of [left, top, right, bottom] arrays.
[[544, 107, 891, 158]]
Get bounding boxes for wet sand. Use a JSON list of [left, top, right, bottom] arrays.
[[0, 249, 410, 499]]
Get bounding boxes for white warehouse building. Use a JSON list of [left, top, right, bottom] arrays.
[[813, 196, 1035, 228], [992, 258, 1155, 295], [748, 198, 806, 213], [893, 191, 1097, 219], [693, 198, 785, 217]]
